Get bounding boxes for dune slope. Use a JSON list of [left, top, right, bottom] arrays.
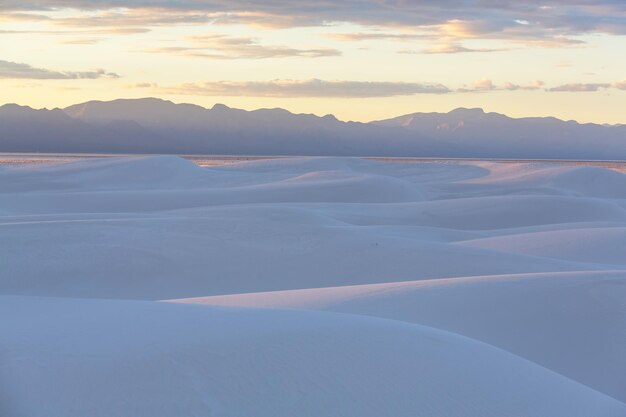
[[3, 296, 626, 417]]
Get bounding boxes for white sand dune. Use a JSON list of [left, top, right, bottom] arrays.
[[462, 162, 626, 198], [1, 155, 626, 416], [459, 227, 626, 265], [1, 208, 606, 299], [550, 167, 626, 198], [171, 270, 626, 403], [2, 296, 625, 417]]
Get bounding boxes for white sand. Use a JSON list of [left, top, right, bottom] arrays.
[[2, 156, 625, 416]]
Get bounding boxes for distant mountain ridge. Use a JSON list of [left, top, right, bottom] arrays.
[[1, 98, 625, 159]]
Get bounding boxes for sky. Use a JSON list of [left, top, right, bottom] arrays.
[[1, 1, 625, 123]]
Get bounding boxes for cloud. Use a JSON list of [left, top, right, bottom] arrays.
[[328, 32, 425, 42], [0, 12, 51, 22], [438, 79, 624, 93], [50, 8, 218, 29], [60, 38, 101, 44], [504, 80, 545, 91], [132, 82, 158, 88], [145, 34, 340, 59], [155, 77, 626, 97], [548, 80, 626, 92], [133, 77, 626, 97], [0, 27, 150, 37], [549, 83, 612, 92], [611, 80, 626, 90], [472, 79, 497, 91], [420, 43, 507, 54], [2, 1, 625, 48], [436, 18, 589, 48], [157, 79, 451, 98], [332, 32, 508, 55], [0, 59, 119, 79], [457, 79, 546, 93]]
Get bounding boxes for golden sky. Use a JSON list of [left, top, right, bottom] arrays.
[[1, 1, 625, 123]]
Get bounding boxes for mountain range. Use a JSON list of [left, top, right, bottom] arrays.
[[1, 98, 625, 159]]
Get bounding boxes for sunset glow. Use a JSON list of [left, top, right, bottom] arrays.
[[1, 1, 625, 123]]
